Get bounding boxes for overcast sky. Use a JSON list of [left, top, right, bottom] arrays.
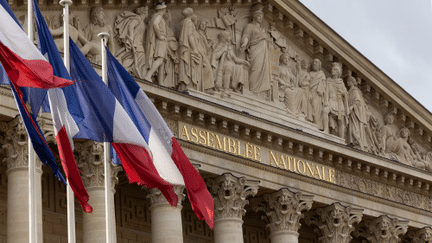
[[298, 0, 432, 113]]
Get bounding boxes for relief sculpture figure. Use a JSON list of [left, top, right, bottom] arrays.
[[240, 4, 272, 98], [178, 8, 201, 91], [50, 12, 92, 55], [389, 128, 426, 169], [346, 76, 367, 150], [114, 6, 148, 79], [323, 62, 349, 139], [364, 101, 380, 154], [144, 2, 168, 83], [160, 10, 179, 88], [309, 59, 326, 130], [195, 19, 214, 93], [297, 59, 312, 121], [211, 31, 249, 94], [83, 7, 115, 64], [277, 54, 307, 118]]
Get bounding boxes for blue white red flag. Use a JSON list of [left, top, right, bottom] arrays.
[[69, 39, 178, 206], [106, 50, 214, 229], [32, 0, 92, 213]]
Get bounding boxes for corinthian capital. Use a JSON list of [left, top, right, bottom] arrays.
[[1, 117, 42, 171], [305, 202, 363, 243], [75, 141, 121, 189], [355, 215, 408, 243], [408, 227, 432, 243], [253, 188, 313, 234], [207, 173, 259, 221], [147, 185, 185, 207]]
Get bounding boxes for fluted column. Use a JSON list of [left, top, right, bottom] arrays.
[[147, 185, 185, 243], [76, 141, 121, 243], [253, 188, 313, 243], [354, 215, 408, 243], [1, 118, 43, 242], [207, 173, 259, 243], [305, 202, 363, 243], [409, 227, 432, 243]]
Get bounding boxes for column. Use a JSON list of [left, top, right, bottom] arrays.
[[1, 118, 43, 242], [356, 215, 408, 243], [408, 227, 432, 243], [75, 141, 121, 243], [253, 188, 314, 243], [207, 173, 259, 243], [147, 185, 185, 243], [305, 202, 363, 243]]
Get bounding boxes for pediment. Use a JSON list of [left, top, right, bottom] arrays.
[[8, 0, 432, 173]]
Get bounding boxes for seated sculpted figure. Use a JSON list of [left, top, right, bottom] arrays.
[[211, 31, 249, 94], [388, 127, 426, 169], [49, 12, 92, 55], [83, 7, 115, 64], [277, 54, 307, 117]]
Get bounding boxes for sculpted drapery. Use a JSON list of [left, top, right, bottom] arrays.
[[347, 76, 367, 150]]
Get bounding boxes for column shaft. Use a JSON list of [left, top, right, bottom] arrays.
[[270, 231, 299, 243], [214, 218, 243, 243], [150, 204, 183, 242]]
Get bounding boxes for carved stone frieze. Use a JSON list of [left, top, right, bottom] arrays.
[[252, 188, 313, 234], [207, 173, 259, 221], [146, 185, 185, 207], [407, 227, 432, 243], [354, 215, 408, 243], [75, 141, 121, 189], [305, 203, 363, 243]]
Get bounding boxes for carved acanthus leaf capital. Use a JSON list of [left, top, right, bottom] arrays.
[[253, 188, 313, 234], [356, 215, 408, 243], [305, 202, 363, 243], [206, 173, 259, 221], [146, 185, 185, 207], [75, 141, 121, 189], [408, 227, 432, 243]]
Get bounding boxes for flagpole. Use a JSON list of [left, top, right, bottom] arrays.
[[98, 32, 112, 243], [59, 0, 75, 242], [27, 0, 37, 242]]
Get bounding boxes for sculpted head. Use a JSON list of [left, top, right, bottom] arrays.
[[312, 59, 322, 71], [155, 2, 167, 13], [253, 10, 264, 23], [163, 10, 172, 22], [136, 6, 148, 17], [191, 14, 197, 25], [198, 20, 207, 31], [300, 59, 309, 70], [399, 127, 410, 139], [91, 7, 105, 27], [384, 112, 395, 125], [279, 53, 290, 66], [182, 7, 194, 18], [331, 62, 342, 79], [218, 31, 230, 43], [347, 76, 357, 88]]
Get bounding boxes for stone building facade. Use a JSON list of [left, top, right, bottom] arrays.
[[1, 0, 432, 242]]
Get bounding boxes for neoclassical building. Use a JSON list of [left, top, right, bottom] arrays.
[[1, 0, 432, 242]]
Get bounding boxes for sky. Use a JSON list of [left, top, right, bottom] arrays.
[[298, 0, 432, 113]]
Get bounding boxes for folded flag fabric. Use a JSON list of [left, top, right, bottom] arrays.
[[106, 49, 214, 229], [0, 4, 73, 90], [69, 39, 178, 207], [32, 0, 91, 213]]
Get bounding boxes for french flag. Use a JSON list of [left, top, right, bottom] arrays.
[[32, 0, 92, 213], [69, 39, 178, 206], [106, 50, 214, 229], [0, 0, 69, 183]]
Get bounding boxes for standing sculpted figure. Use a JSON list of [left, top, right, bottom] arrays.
[[114, 6, 148, 79], [277, 54, 307, 117], [178, 8, 200, 91], [144, 2, 168, 82], [160, 10, 179, 88], [309, 59, 326, 130], [83, 7, 115, 64], [211, 31, 249, 94], [298, 59, 312, 121], [346, 76, 367, 150], [323, 62, 349, 139], [240, 4, 272, 98], [195, 20, 214, 93]]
